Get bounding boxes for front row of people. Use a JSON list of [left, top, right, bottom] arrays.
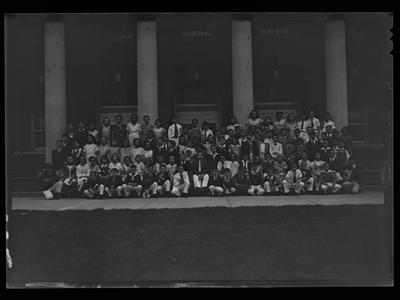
[[41, 153, 360, 200]]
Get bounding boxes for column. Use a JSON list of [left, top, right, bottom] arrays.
[[232, 20, 254, 127], [325, 17, 348, 130], [137, 20, 158, 122], [44, 22, 66, 163]]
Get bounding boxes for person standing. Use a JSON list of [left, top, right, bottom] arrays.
[[168, 115, 183, 146], [126, 114, 142, 146], [111, 115, 127, 147]]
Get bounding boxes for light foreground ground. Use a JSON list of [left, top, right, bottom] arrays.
[[12, 190, 384, 211]]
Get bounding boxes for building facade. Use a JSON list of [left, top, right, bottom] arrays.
[[6, 12, 392, 177]]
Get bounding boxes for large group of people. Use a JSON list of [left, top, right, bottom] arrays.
[[39, 109, 360, 200]]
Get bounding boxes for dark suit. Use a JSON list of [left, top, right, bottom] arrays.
[[105, 175, 123, 188], [192, 159, 209, 175], [111, 124, 127, 146], [75, 129, 88, 147], [207, 153, 220, 171], [178, 160, 192, 173], [306, 139, 322, 160], [52, 148, 68, 170]]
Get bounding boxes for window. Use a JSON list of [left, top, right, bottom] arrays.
[[31, 114, 45, 150], [348, 109, 367, 143]]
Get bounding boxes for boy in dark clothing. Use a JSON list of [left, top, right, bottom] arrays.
[[122, 165, 143, 197], [83, 171, 101, 199], [104, 168, 123, 198], [37, 163, 58, 191], [248, 163, 265, 196], [232, 167, 250, 195], [52, 140, 68, 174], [111, 115, 127, 147]]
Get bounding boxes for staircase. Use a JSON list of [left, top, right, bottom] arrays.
[[11, 177, 42, 198]]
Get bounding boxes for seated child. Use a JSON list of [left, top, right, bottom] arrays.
[[311, 152, 325, 192], [104, 168, 123, 198], [298, 151, 314, 193], [232, 167, 250, 195], [121, 156, 133, 182], [208, 168, 224, 196], [320, 162, 342, 194], [37, 163, 57, 191], [133, 154, 145, 175], [141, 166, 158, 198], [337, 162, 360, 194], [274, 154, 289, 187], [282, 162, 305, 194], [222, 168, 236, 195], [108, 153, 123, 175], [155, 164, 171, 196], [71, 140, 84, 165], [83, 135, 99, 162], [263, 167, 280, 194], [98, 155, 110, 186], [120, 139, 132, 163], [248, 163, 265, 196], [83, 171, 101, 199], [97, 137, 111, 161], [76, 156, 90, 192], [166, 155, 178, 178], [42, 171, 66, 200], [88, 156, 100, 174], [61, 155, 78, 197], [171, 165, 190, 197], [122, 165, 143, 198], [109, 138, 121, 158]]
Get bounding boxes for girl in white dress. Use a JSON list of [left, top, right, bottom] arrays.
[[126, 114, 142, 146], [153, 119, 166, 140]]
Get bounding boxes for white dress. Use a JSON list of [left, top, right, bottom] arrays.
[[126, 122, 142, 145]]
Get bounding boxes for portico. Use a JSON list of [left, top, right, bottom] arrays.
[[6, 12, 392, 176]]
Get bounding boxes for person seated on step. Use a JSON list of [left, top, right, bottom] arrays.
[[76, 156, 90, 193], [122, 164, 142, 198], [166, 155, 178, 185], [208, 168, 224, 197], [42, 170, 66, 200], [141, 165, 158, 198], [171, 165, 190, 197], [108, 153, 123, 175], [37, 163, 58, 191], [282, 162, 305, 195], [232, 166, 250, 196], [311, 152, 325, 193], [52, 139, 68, 177], [274, 154, 288, 189], [192, 152, 210, 191], [248, 163, 265, 196], [133, 154, 145, 176], [298, 151, 315, 193], [320, 162, 342, 194], [88, 156, 100, 174], [98, 155, 110, 190], [222, 168, 236, 196], [104, 168, 123, 198], [83, 171, 101, 199], [83, 134, 99, 163], [61, 155, 78, 197], [263, 167, 280, 195], [155, 164, 171, 197], [336, 160, 360, 194]]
